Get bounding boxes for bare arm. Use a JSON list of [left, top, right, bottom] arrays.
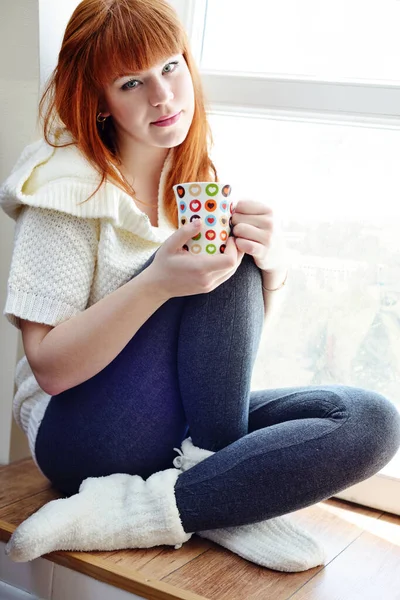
[[21, 268, 168, 396], [261, 267, 288, 322], [19, 218, 245, 397]]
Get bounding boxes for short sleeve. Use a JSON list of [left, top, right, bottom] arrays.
[[4, 206, 99, 329]]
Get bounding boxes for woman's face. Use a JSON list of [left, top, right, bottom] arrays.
[[101, 54, 195, 150]]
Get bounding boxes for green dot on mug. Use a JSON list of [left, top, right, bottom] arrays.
[[205, 184, 219, 197]]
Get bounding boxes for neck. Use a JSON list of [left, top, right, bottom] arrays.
[[117, 136, 170, 197]]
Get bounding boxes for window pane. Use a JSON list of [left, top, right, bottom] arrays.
[[208, 113, 400, 408], [202, 0, 400, 84]]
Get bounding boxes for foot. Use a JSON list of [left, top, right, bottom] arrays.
[[6, 469, 191, 562], [199, 516, 325, 572], [174, 437, 326, 572]]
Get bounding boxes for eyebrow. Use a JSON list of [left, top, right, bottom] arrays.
[[113, 72, 141, 83], [113, 56, 180, 83]]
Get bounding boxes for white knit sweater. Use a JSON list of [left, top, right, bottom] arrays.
[[0, 133, 177, 469]]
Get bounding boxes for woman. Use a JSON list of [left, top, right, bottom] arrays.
[[2, 0, 399, 571]]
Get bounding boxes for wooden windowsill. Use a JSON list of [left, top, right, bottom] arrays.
[[1, 458, 400, 600]]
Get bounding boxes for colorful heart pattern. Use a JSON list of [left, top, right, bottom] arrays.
[[205, 200, 217, 212], [189, 184, 202, 196], [174, 183, 232, 254], [190, 200, 201, 212], [205, 184, 218, 197], [176, 185, 185, 198], [206, 215, 217, 226]]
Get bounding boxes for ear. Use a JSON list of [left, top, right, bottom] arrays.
[[98, 96, 111, 118]]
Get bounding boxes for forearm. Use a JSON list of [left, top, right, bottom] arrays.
[[35, 268, 168, 395]]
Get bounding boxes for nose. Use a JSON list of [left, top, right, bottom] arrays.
[[148, 76, 174, 107]]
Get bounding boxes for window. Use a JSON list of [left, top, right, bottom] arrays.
[[172, 0, 400, 514], [201, 0, 400, 83]]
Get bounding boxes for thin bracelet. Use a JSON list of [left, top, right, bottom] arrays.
[[262, 270, 288, 292]]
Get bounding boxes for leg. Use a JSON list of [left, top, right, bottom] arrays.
[[175, 385, 400, 531], [34, 252, 190, 496], [177, 252, 265, 450], [33, 251, 263, 495]]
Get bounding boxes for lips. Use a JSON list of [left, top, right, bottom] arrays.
[[152, 112, 180, 124]]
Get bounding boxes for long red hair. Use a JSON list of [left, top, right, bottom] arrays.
[[39, 0, 217, 227]]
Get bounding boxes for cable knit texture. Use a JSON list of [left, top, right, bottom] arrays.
[[0, 132, 177, 462]]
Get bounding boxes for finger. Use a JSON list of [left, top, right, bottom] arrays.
[[234, 200, 273, 215], [229, 235, 245, 262], [231, 212, 274, 230], [235, 236, 266, 259], [169, 220, 203, 251], [232, 223, 271, 246]]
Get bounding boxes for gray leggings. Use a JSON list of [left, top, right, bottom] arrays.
[[35, 251, 400, 533]]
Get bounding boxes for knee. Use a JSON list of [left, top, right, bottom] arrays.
[[233, 252, 263, 299], [338, 386, 400, 471], [368, 391, 400, 461]]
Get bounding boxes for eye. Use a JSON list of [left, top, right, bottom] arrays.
[[162, 61, 179, 74], [121, 79, 140, 91], [120, 61, 179, 90]]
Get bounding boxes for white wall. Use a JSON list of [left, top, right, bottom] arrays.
[[0, 0, 40, 464], [0, 0, 80, 464], [38, 0, 81, 87]]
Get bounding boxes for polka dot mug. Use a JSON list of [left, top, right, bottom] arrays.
[[173, 182, 235, 255]]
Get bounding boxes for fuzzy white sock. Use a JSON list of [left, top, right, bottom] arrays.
[[173, 438, 326, 572], [5, 468, 192, 562]]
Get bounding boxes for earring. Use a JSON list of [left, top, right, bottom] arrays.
[[96, 112, 108, 131]]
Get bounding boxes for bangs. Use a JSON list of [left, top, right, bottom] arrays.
[[89, 0, 185, 88]]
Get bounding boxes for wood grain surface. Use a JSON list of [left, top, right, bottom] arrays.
[[1, 458, 399, 600]]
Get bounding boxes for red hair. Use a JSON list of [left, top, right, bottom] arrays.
[[39, 0, 217, 227]]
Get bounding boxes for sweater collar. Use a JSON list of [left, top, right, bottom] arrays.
[[0, 134, 177, 243]]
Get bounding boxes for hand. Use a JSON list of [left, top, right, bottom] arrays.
[[231, 200, 287, 272], [148, 220, 245, 300]]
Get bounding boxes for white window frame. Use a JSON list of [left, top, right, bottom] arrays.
[[173, 0, 400, 515]]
